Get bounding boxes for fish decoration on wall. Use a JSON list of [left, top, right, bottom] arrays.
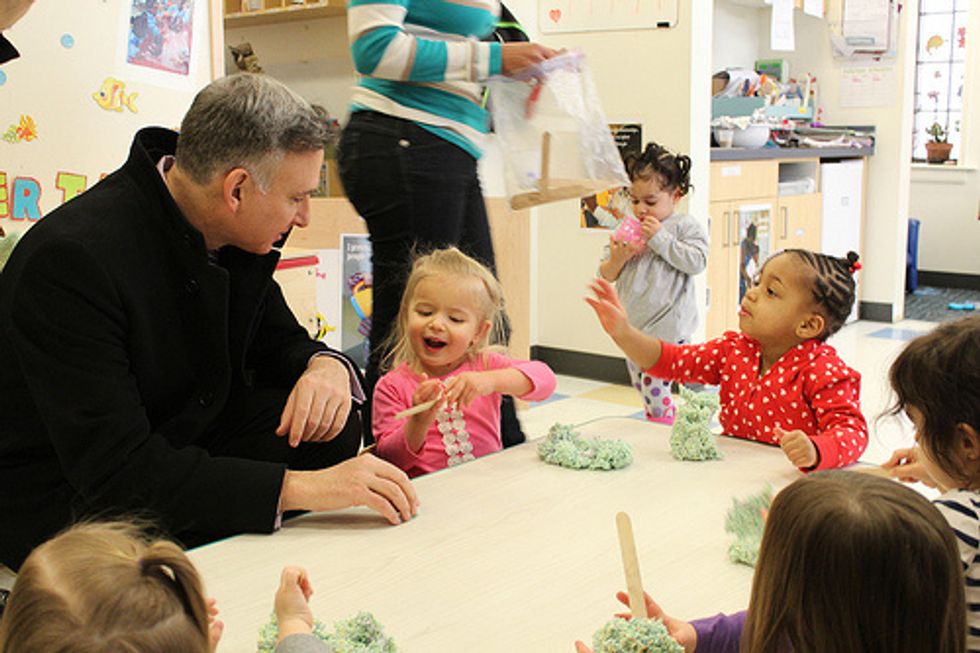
[[2, 115, 37, 143], [92, 77, 138, 113]]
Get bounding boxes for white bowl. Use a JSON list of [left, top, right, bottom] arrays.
[[732, 124, 770, 149]]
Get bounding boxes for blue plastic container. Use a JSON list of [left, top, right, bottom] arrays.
[[906, 218, 921, 293]]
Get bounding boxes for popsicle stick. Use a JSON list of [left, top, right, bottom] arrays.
[[394, 399, 438, 420], [539, 131, 551, 190], [615, 511, 648, 619], [852, 465, 895, 479]]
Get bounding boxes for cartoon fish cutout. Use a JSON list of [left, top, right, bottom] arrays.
[[15, 115, 37, 141], [92, 77, 138, 113], [926, 34, 945, 54]]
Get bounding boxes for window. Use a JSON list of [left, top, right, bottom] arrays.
[[912, 0, 969, 162]]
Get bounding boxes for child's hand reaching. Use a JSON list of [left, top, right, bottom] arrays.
[[882, 446, 938, 488], [274, 566, 316, 642], [776, 427, 818, 469], [405, 376, 446, 453], [585, 278, 631, 340], [573, 591, 696, 653]]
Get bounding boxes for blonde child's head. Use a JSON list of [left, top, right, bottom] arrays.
[[741, 249, 859, 345], [384, 247, 505, 376], [888, 315, 980, 489], [0, 521, 211, 653], [744, 470, 965, 653], [623, 142, 691, 223]]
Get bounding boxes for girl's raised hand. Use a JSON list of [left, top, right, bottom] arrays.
[[410, 376, 446, 423], [608, 237, 642, 265], [585, 278, 630, 339], [443, 371, 495, 407]]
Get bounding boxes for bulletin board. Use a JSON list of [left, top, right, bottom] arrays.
[[539, 0, 677, 34], [0, 0, 217, 233]]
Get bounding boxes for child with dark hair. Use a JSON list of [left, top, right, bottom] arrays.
[[882, 316, 980, 652], [587, 248, 867, 470], [576, 470, 967, 653], [596, 142, 708, 424]]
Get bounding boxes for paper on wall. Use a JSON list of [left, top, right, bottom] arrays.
[[770, 0, 795, 51]]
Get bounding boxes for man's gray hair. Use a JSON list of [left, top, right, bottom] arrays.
[[175, 73, 328, 191]]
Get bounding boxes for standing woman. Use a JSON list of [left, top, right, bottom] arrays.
[[338, 0, 556, 444]]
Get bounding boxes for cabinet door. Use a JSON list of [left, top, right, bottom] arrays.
[[706, 202, 735, 339], [776, 193, 822, 252]]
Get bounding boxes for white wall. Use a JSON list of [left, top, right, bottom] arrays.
[[0, 1, 214, 232]]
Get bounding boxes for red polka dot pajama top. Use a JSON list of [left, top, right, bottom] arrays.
[[649, 331, 868, 470]]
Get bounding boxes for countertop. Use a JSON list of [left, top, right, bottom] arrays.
[[711, 144, 875, 161]]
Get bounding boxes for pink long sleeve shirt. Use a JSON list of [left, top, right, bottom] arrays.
[[649, 331, 868, 470], [373, 353, 557, 477]]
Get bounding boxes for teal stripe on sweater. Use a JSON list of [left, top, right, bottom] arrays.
[[408, 38, 448, 81], [350, 25, 401, 75]]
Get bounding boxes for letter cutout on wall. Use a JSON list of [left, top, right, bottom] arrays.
[[56, 172, 87, 203], [12, 177, 42, 220]]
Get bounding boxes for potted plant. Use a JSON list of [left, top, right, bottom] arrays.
[[924, 122, 953, 163]]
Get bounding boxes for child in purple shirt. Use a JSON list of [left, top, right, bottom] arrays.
[[575, 470, 965, 653]]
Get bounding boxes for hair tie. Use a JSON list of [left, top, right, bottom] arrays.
[[849, 261, 862, 274]]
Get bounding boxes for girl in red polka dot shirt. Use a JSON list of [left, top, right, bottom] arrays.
[[586, 249, 867, 470]]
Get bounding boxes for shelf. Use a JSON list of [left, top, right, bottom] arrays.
[[225, 1, 345, 28]]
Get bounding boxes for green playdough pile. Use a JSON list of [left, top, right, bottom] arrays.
[[537, 423, 633, 470], [669, 388, 723, 461], [257, 612, 396, 653], [592, 616, 684, 653], [724, 485, 772, 566]]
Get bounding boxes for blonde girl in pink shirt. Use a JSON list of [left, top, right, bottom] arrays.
[[372, 247, 556, 477]]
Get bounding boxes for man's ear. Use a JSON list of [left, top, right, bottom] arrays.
[[796, 312, 825, 340], [956, 423, 980, 461], [222, 168, 249, 211]]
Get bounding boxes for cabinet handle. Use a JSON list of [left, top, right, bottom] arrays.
[[722, 211, 730, 247], [781, 207, 789, 241], [729, 210, 737, 248]]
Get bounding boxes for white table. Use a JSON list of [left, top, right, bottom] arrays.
[[189, 418, 801, 652]]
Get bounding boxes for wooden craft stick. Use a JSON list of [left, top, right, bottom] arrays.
[[394, 398, 438, 421], [615, 511, 648, 619], [539, 131, 551, 190], [852, 465, 895, 479]]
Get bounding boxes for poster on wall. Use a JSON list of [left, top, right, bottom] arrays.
[[580, 123, 640, 230], [341, 234, 372, 370], [117, 0, 203, 89], [737, 205, 772, 302], [314, 249, 342, 351], [540, 0, 677, 33]]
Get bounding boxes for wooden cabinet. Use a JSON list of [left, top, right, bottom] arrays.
[[223, 0, 345, 27], [706, 158, 824, 338]]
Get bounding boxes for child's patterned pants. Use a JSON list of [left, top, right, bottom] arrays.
[[626, 358, 676, 425]]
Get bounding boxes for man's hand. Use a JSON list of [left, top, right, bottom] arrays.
[[776, 427, 818, 469], [274, 567, 316, 642], [277, 356, 352, 448], [882, 446, 938, 488], [281, 454, 419, 525]]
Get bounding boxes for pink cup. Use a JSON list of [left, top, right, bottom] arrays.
[[613, 216, 646, 247]]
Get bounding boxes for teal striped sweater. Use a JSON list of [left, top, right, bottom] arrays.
[[347, 0, 503, 158]]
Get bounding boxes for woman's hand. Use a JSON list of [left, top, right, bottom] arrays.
[[501, 42, 559, 75]]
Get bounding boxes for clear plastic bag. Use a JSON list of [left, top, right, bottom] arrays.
[[485, 50, 629, 210]]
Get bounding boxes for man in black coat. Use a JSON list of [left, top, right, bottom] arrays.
[[0, 74, 418, 570]]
